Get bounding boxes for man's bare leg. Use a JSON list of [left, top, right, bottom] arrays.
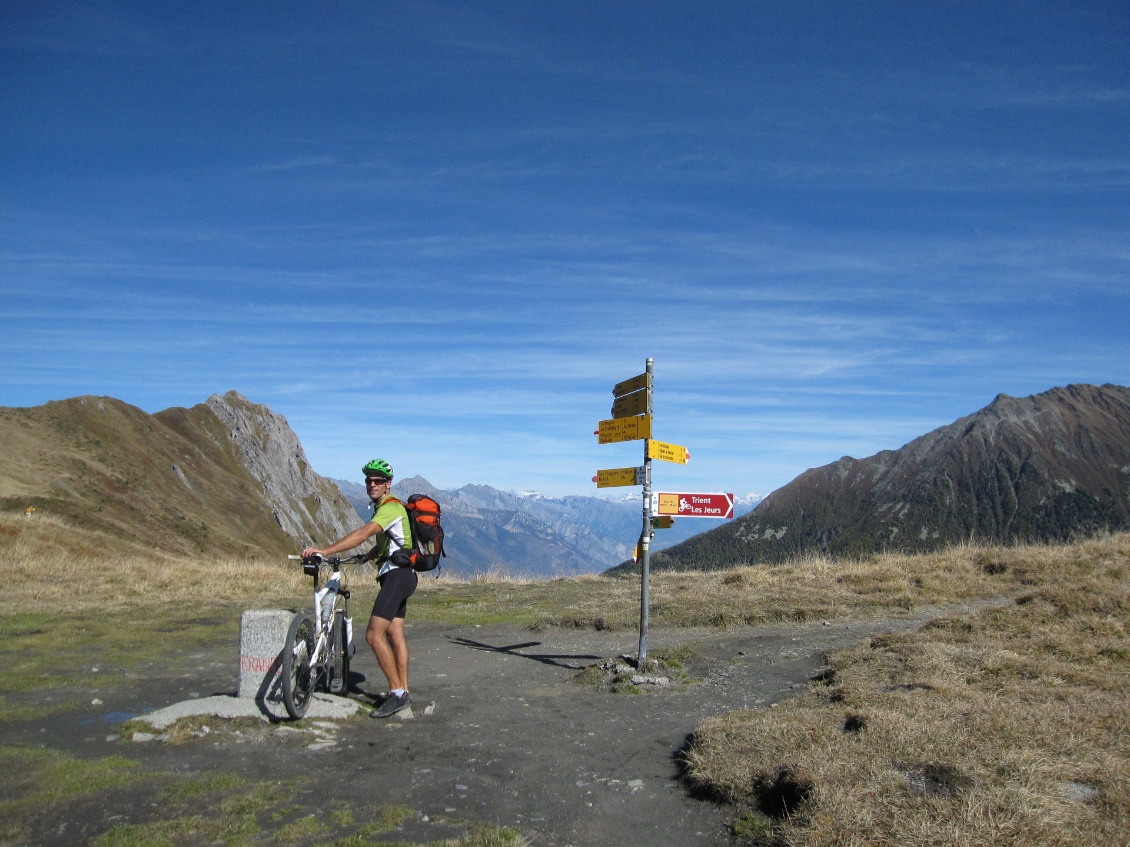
[[366, 615, 408, 691], [387, 617, 409, 691]]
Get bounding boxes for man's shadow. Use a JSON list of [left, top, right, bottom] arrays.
[[449, 637, 602, 670]]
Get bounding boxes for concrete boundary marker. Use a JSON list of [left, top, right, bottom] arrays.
[[238, 609, 292, 706]]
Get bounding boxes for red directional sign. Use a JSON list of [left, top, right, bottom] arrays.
[[652, 492, 734, 519]]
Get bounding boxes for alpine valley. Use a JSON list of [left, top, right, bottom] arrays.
[[334, 477, 763, 576], [0, 390, 755, 576], [3, 384, 1126, 577]]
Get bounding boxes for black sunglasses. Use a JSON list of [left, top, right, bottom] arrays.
[[365, 477, 390, 485]]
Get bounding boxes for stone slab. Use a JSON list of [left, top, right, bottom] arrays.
[[138, 693, 364, 729]]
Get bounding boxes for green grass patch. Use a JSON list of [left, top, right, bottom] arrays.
[[0, 735, 507, 846], [0, 691, 84, 723], [412, 577, 633, 628], [159, 772, 247, 803], [729, 809, 776, 843], [459, 824, 526, 847], [651, 641, 699, 671], [0, 746, 152, 841], [275, 813, 322, 843], [328, 804, 355, 826], [0, 605, 241, 705], [92, 812, 261, 847]]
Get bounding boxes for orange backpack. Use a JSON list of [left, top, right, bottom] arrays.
[[389, 494, 446, 572]]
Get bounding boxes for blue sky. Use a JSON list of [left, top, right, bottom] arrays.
[[2, 1, 1128, 499]]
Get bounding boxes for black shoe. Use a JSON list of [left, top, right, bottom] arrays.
[[370, 691, 411, 718]]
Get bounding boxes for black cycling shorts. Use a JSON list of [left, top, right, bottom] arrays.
[[371, 566, 418, 620]]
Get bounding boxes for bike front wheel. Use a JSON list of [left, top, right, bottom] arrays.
[[329, 610, 350, 694], [281, 613, 315, 719]]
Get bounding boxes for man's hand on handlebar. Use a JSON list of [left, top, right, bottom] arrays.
[[292, 550, 369, 565]]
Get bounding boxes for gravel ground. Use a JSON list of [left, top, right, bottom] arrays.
[[4, 603, 996, 846]]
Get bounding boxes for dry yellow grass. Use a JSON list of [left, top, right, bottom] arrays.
[[6, 512, 305, 612], [682, 534, 1130, 846], [7, 510, 1116, 628], [6, 510, 1129, 844]]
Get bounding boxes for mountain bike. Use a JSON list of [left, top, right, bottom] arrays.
[[281, 553, 364, 719]]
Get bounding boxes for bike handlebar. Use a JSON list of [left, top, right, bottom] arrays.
[[287, 553, 369, 566]]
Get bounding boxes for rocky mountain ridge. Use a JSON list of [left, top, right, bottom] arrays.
[[0, 391, 358, 557], [647, 383, 1130, 570], [0, 387, 752, 573]]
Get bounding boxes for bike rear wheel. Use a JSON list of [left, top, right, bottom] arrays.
[[329, 610, 350, 694], [281, 613, 315, 719]]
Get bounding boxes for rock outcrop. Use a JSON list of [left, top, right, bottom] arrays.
[[204, 392, 357, 546]]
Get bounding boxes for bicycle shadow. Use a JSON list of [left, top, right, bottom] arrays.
[[254, 655, 290, 721], [253, 654, 373, 717], [448, 636, 602, 670]]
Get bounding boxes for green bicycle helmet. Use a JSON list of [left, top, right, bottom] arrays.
[[362, 458, 394, 480]]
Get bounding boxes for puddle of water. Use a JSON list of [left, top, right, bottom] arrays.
[[78, 707, 157, 726]]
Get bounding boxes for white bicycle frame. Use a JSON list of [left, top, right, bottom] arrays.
[[287, 555, 354, 682]]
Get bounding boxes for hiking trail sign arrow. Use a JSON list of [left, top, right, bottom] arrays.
[[611, 389, 649, 418], [652, 491, 734, 519], [613, 372, 651, 398], [593, 466, 646, 488], [647, 439, 689, 465], [596, 414, 652, 444]]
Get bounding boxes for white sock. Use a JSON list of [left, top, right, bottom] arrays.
[[391, 688, 406, 697]]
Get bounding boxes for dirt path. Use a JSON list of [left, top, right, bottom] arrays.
[[5, 602, 1004, 846]]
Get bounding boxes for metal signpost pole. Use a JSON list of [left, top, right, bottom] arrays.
[[638, 357, 654, 664]]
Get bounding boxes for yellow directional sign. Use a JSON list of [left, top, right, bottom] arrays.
[[651, 516, 675, 529], [611, 389, 649, 419], [613, 372, 651, 398], [594, 466, 645, 488], [597, 415, 652, 444], [647, 439, 689, 464]]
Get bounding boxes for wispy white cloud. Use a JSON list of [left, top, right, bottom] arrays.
[[2, 1, 1127, 497]]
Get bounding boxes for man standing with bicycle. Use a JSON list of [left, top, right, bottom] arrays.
[[301, 459, 416, 718]]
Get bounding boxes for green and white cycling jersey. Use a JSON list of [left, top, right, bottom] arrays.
[[370, 494, 414, 577]]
